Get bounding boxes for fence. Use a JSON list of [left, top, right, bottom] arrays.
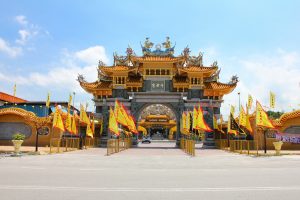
[[83, 137, 100, 149], [107, 138, 132, 156], [214, 139, 229, 150], [180, 138, 195, 156], [215, 139, 259, 156], [50, 137, 99, 153]]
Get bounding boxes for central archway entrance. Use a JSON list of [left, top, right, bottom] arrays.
[[137, 104, 177, 141]]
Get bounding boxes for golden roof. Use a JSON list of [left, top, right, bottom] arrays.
[[79, 81, 112, 91], [100, 66, 137, 75], [101, 65, 130, 72], [273, 110, 300, 127], [146, 114, 170, 120], [0, 107, 51, 127], [131, 55, 185, 63], [178, 66, 218, 76], [205, 82, 237, 90]]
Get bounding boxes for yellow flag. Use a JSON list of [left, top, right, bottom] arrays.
[[80, 104, 89, 124], [13, 83, 16, 97], [65, 113, 72, 133], [86, 123, 94, 138], [219, 115, 225, 133], [239, 105, 247, 127], [256, 101, 274, 128], [91, 117, 95, 134], [99, 119, 103, 135], [182, 112, 187, 130], [114, 101, 128, 127], [46, 93, 50, 108], [128, 115, 138, 134], [68, 94, 72, 113], [71, 114, 77, 135], [121, 103, 131, 127], [228, 106, 237, 135], [186, 111, 191, 132], [109, 107, 119, 135], [196, 105, 212, 132], [213, 115, 218, 129], [192, 107, 198, 129], [230, 105, 235, 116], [52, 106, 65, 132], [227, 115, 237, 135], [245, 106, 253, 133], [270, 91, 275, 109], [248, 94, 253, 109]]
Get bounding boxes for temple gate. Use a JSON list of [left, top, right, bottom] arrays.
[[78, 37, 237, 147]]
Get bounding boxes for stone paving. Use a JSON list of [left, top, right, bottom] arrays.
[[1, 142, 300, 200]]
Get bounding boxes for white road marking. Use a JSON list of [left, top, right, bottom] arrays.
[[79, 168, 106, 171], [21, 167, 45, 170], [0, 185, 299, 192]]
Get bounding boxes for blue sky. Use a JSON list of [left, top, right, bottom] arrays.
[[0, 0, 300, 115]]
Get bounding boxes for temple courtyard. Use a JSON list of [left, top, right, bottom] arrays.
[[0, 142, 300, 200]]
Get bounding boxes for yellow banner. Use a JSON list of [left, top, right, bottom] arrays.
[[256, 101, 274, 128], [109, 107, 119, 136], [270, 91, 275, 109], [248, 94, 253, 109]]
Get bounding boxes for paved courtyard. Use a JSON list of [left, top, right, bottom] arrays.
[[0, 142, 300, 200]]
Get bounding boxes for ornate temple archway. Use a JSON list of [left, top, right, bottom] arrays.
[[78, 37, 238, 147], [135, 104, 178, 140]]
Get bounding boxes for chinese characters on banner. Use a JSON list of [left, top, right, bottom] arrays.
[[276, 134, 300, 144], [151, 80, 165, 91]]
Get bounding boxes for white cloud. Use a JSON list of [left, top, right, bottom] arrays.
[[75, 46, 109, 65], [0, 38, 22, 57], [0, 45, 109, 110], [16, 29, 31, 45], [0, 15, 46, 57], [14, 15, 43, 46], [221, 49, 300, 117], [15, 15, 28, 26]]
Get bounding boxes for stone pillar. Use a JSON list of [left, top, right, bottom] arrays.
[[175, 100, 184, 147], [99, 100, 110, 147], [203, 105, 216, 148]]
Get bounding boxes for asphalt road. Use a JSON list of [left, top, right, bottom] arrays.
[[1, 142, 300, 200]]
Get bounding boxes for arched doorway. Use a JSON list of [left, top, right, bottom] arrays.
[[135, 104, 179, 141]]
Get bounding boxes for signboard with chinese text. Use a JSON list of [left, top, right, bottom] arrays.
[[151, 80, 165, 92]]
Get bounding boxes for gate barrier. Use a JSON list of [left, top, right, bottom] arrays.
[[49, 137, 100, 153], [215, 139, 259, 156], [180, 138, 195, 156], [107, 138, 132, 156]]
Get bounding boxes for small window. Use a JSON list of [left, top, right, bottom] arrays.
[[150, 70, 155, 75], [161, 69, 165, 75]]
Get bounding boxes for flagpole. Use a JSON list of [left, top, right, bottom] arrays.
[[72, 92, 75, 148], [264, 129, 267, 154], [238, 92, 240, 132]]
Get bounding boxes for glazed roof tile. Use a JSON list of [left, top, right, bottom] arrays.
[[180, 65, 218, 73], [273, 110, 300, 127], [80, 81, 112, 90], [205, 82, 237, 90], [131, 56, 185, 62], [0, 92, 27, 103]]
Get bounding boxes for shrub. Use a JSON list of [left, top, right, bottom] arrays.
[[12, 133, 26, 140]]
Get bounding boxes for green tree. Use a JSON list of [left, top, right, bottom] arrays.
[[267, 111, 284, 120]]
